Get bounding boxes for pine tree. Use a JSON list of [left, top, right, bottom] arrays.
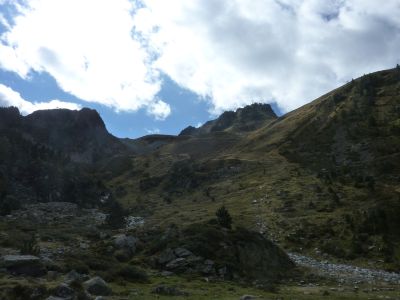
[[216, 205, 232, 229], [105, 200, 127, 229]]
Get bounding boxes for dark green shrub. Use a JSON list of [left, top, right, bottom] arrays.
[[105, 200, 127, 229], [62, 258, 89, 274], [216, 205, 232, 229], [0, 195, 21, 216], [20, 235, 40, 256], [115, 265, 149, 283]]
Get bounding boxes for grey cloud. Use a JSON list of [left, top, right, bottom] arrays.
[[136, 0, 400, 113]]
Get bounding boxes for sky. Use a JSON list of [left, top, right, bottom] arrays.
[[0, 0, 399, 138]]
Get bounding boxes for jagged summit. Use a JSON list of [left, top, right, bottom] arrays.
[[179, 103, 277, 136], [0, 106, 22, 128], [0, 106, 125, 163], [26, 107, 106, 130]]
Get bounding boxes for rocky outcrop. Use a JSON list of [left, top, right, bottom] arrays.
[[23, 108, 126, 163], [1, 254, 46, 277], [155, 224, 294, 281]]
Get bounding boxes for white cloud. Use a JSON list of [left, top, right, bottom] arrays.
[[0, 0, 399, 117], [145, 128, 160, 134], [0, 0, 170, 120], [0, 83, 81, 114], [146, 98, 171, 120], [134, 0, 400, 113]]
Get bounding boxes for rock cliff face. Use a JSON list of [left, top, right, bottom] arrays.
[[0, 107, 125, 163], [0, 107, 119, 207], [23, 108, 125, 162]]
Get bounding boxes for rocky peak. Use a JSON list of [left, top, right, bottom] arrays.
[[0, 106, 125, 163], [25, 108, 105, 130], [0, 106, 22, 128], [179, 103, 277, 136]]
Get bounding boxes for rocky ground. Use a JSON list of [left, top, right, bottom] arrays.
[[0, 203, 400, 300], [289, 252, 400, 284]]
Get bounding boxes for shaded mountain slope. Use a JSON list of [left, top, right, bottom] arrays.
[[1, 67, 399, 271], [0, 107, 122, 208], [108, 67, 400, 271], [23, 108, 126, 163]]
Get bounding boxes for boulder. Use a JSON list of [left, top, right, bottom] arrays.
[[158, 248, 176, 265], [83, 276, 112, 296], [156, 223, 294, 280], [113, 234, 137, 253], [0, 255, 46, 276], [234, 230, 295, 279]]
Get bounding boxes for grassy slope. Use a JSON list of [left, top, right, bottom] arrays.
[[107, 68, 400, 271]]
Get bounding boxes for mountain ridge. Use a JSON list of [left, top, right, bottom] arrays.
[[0, 66, 399, 272]]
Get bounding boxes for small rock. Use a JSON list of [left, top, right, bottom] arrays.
[[240, 295, 256, 300], [152, 285, 188, 296], [83, 276, 112, 296], [47, 270, 59, 281], [54, 283, 75, 299], [218, 266, 228, 277], [204, 259, 214, 265], [46, 297, 66, 300], [161, 270, 174, 276], [174, 247, 193, 258], [202, 259, 215, 274], [80, 242, 90, 250], [65, 270, 89, 283], [166, 258, 187, 270]]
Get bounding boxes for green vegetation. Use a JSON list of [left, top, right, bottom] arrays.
[[216, 205, 233, 229], [19, 235, 40, 256], [1, 67, 400, 299]]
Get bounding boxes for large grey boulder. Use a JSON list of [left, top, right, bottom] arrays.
[[0, 255, 46, 276], [83, 276, 112, 296], [113, 234, 137, 254]]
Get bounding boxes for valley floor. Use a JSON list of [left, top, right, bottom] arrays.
[[0, 203, 399, 300]]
